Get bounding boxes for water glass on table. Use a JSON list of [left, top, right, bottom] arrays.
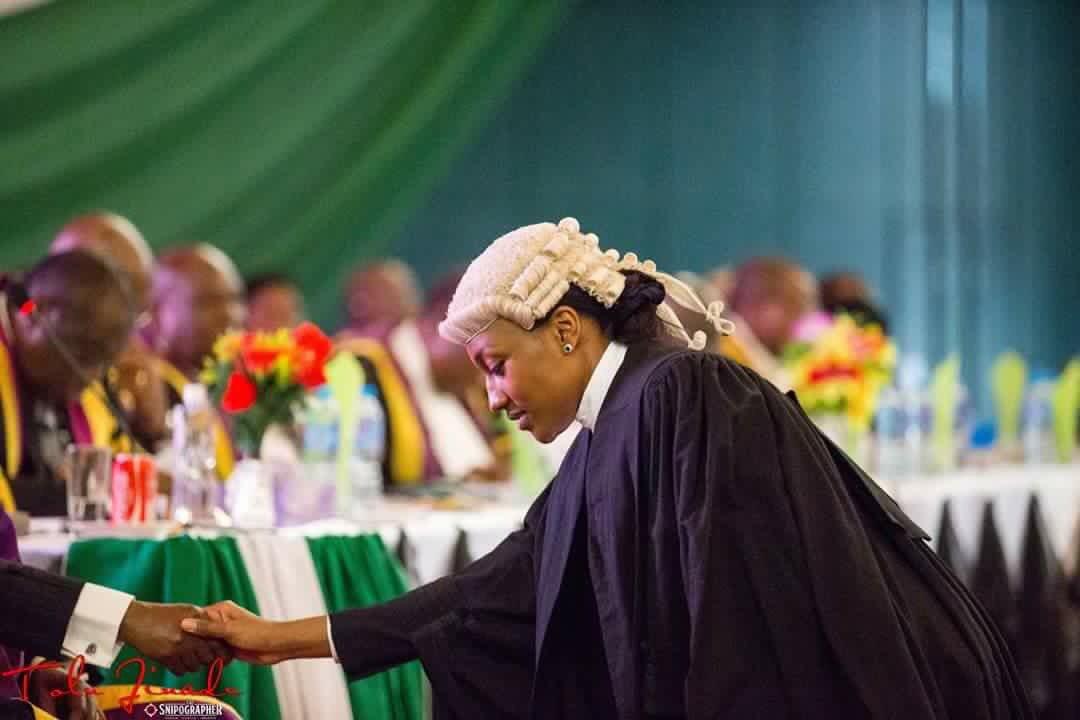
[[64, 444, 112, 526]]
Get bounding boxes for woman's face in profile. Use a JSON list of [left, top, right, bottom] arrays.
[[466, 318, 584, 443]]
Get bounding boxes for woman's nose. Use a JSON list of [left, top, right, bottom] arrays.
[[486, 379, 508, 413]]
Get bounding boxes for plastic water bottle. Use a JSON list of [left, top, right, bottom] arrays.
[[300, 385, 340, 500], [874, 386, 909, 479], [951, 383, 974, 470], [1022, 372, 1056, 464], [354, 385, 386, 471], [301, 385, 339, 463], [350, 384, 386, 523]]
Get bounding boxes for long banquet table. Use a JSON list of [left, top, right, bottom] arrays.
[[15, 463, 1079, 719]]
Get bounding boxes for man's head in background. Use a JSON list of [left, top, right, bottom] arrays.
[[148, 244, 245, 377], [49, 212, 155, 319], [730, 257, 818, 355], [820, 271, 871, 309], [245, 273, 304, 332], [820, 271, 889, 334], [50, 212, 168, 444], [344, 260, 422, 336], [8, 251, 136, 406], [417, 266, 476, 396]]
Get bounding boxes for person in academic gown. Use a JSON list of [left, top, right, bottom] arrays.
[[0, 251, 138, 516], [144, 244, 245, 480], [183, 218, 1031, 719], [336, 267, 517, 487], [715, 256, 818, 391], [50, 212, 170, 452]]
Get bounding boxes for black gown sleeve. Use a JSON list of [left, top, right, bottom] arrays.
[[0, 558, 84, 659], [642, 354, 1030, 719], [329, 485, 549, 717]]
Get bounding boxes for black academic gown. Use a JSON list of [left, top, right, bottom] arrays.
[[331, 340, 1032, 719]]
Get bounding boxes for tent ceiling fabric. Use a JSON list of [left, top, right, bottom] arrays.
[[0, 0, 568, 324]]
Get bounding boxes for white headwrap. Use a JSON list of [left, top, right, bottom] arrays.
[[438, 217, 734, 348]]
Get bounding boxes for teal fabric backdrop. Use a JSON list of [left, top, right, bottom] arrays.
[[0, 0, 569, 320], [393, 0, 1080, 415]]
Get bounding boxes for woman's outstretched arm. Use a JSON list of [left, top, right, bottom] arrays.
[[183, 484, 551, 674]]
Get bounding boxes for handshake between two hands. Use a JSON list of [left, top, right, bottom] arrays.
[[119, 600, 293, 674], [22, 603, 288, 720]]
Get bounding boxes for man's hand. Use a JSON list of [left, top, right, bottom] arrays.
[[118, 601, 232, 675], [28, 667, 104, 720], [182, 601, 329, 665]]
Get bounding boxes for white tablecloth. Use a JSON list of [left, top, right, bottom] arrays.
[[21, 465, 1079, 583], [17, 499, 529, 586]]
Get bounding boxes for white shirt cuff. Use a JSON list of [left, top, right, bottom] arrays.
[[61, 583, 134, 668], [326, 616, 340, 663]]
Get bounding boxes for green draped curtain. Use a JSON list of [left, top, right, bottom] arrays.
[[0, 0, 568, 324]]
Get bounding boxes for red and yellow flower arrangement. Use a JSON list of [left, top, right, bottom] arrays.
[[783, 312, 897, 431], [201, 322, 334, 456]]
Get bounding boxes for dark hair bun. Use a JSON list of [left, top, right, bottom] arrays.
[[612, 273, 664, 323], [541, 269, 665, 344], [610, 271, 664, 342]]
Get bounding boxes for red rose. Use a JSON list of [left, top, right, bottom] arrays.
[[241, 343, 280, 374], [295, 363, 327, 390], [293, 322, 332, 363], [291, 322, 332, 387], [221, 371, 257, 413]]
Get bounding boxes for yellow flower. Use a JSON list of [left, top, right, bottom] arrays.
[[786, 314, 898, 430], [271, 354, 293, 387], [213, 332, 243, 362]]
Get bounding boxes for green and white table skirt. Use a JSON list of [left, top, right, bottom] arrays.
[[65, 533, 423, 720]]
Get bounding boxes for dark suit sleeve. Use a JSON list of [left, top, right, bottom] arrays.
[[0, 558, 84, 658]]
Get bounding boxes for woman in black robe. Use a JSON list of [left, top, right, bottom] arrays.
[[185, 218, 1030, 719]]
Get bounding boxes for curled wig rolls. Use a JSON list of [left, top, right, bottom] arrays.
[[439, 217, 733, 349]]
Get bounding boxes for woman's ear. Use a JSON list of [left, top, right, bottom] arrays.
[[550, 306, 581, 349]]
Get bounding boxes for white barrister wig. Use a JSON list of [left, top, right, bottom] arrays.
[[438, 217, 733, 348]]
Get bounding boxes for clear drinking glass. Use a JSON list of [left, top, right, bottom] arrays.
[[64, 444, 112, 525]]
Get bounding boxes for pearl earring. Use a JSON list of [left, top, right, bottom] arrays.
[[562, 343, 574, 354]]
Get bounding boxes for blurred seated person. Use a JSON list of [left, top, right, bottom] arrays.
[[341, 259, 422, 340], [245, 272, 304, 332], [820, 270, 890, 333], [718, 257, 818, 390], [0, 251, 136, 517], [144, 245, 245, 481], [50, 212, 168, 452], [820, 270, 871, 309], [1, 242, 236, 720], [337, 269, 505, 486], [420, 271, 512, 482]]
